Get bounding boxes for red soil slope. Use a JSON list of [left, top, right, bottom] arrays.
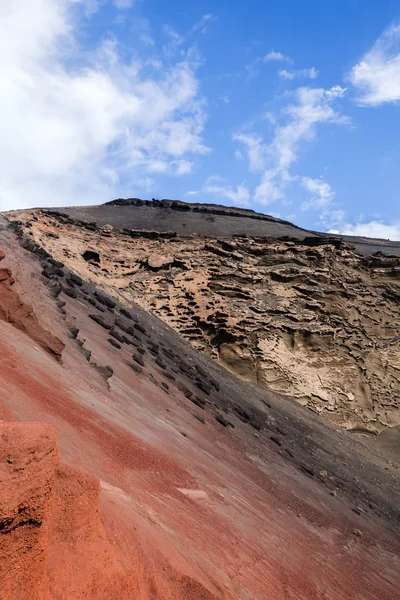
[[0, 237, 399, 600]]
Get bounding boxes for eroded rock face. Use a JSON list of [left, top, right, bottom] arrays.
[[0, 250, 64, 360], [7, 210, 400, 433], [0, 421, 57, 599], [0, 422, 133, 600]]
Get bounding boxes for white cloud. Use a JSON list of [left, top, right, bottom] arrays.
[[263, 50, 293, 64], [0, 0, 208, 211], [233, 133, 266, 172], [277, 86, 348, 171], [235, 149, 244, 161], [185, 190, 199, 197], [203, 177, 250, 206], [254, 171, 284, 205], [163, 14, 215, 54], [246, 50, 293, 80], [279, 67, 319, 80], [235, 85, 348, 206], [300, 176, 335, 210], [190, 14, 215, 35], [329, 221, 400, 240], [350, 23, 400, 105]]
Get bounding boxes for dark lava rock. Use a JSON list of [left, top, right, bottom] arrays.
[[88, 313, 112, 330], [195, 365, 208, 378], [189, 397, 206, 410], [94, 291, 116, 309], [136, 346, 146, 355], [270, 436, 282, 447], [108, 338, 121, 349], [88, 297, 97, 307], [161, 381, 169, 390], [179, 364, 195, 377], [216, 414, 234, 428], [69, 273, 83, 286], [195, 379, 211, 396], [300, 465, 315, 477], [177, 382, 192, 397], [162, 347, 175, 360], [63, 287, 78, 299], [134, 322, 148, 336], [162, 370, 175, 381], [93, 364, 113, 380], [115, 318, 129, 332], [132, 353, 145, 366], [194, 415, 206, 424], [210, 379, 220, 392], [155, 357, 167, 369], [42, 265, 63, 279], [234, 406, 251, 423], [48, 281, 62, 298], [79, 347, 92, 361], [56, 300, 66, 308], [128, 362, 143, 374], [250, 419, 262, 432], [120, 307, 137, 321], [110, 329, 125, 344], [69, 326, 79, 339], [47, 258, 65, 269]]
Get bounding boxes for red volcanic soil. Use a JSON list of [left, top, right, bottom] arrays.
[[0, 236, 400, 599]]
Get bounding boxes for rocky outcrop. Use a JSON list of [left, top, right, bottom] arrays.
[[0, 250, 64, 360], [0, 421, 132, 600], [0, 421, 57, 599], [6, 209, 400, 434]]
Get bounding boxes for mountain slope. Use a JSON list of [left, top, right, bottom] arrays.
[[0, 210, 400, 599], [7, 201, 400, 434]]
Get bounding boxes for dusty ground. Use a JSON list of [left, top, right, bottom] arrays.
[[0, 214, 400, 599]]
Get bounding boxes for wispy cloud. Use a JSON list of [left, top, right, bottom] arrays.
[[350, 23, 400, 105], [264, 50, 293, 64], [234, 85, 348, 205], [232, 133, 266, 172], [300, 177, 334, 210], [164, 13, 216, 54], [246, 49, 293, 80], [0, 0, 209, 211], [329, 220, 400, 240], [202, 176, 250, 206], [279, 67, 319, 80]]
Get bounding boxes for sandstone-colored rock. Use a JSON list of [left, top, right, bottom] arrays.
[[147, 254, 174, 269], [7, 210, 400, 433]]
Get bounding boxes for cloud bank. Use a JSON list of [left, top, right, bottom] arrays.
[[0, 0, 208, 210]]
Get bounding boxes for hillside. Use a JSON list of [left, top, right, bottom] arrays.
[[0, 202, 399, 599], [7, 200, 400, 434]]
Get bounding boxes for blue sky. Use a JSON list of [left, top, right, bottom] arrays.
[[1, 0, 399, 238]]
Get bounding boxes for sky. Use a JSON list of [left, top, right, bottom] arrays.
[[0, 1, 400, 239]]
